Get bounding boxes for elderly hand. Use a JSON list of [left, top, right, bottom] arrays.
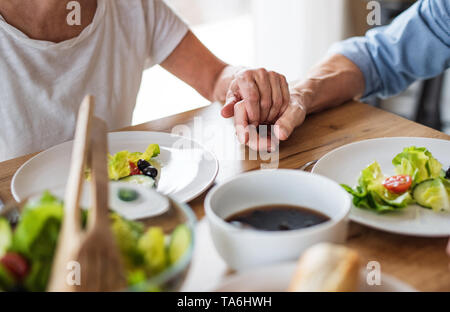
[[222, 71, 308, 151], [273, 92, 308, 141], [221, 68, 291, 148]]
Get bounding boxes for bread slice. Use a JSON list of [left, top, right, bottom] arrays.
[[288, 243, 360, 292]]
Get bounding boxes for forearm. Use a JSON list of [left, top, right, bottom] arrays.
[[290, 54, 365, 115], [327, 1, 450, 100], [161, 31, 230, 102]]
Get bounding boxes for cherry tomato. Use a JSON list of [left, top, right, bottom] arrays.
[[382, 175, 412, 194], [0, 252, 29, 280], [129, 161, 141, 176]]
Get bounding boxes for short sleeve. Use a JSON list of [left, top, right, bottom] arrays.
[[144, 0, 189, 68]]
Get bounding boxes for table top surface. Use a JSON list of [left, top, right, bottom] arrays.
[[1, 101, 449, 291]]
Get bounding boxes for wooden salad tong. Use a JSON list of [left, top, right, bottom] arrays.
[[48, 95, 126, 292]]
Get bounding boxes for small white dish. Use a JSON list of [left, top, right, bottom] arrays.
[[312, 137, 450, 237], [109, 182, 170, 220], [12, 131, 219, 203], [40, 182, 170, 220], [213, 262, 416, 292], [204, 169, 351, 271]]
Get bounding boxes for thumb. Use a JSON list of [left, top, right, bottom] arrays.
[[274, 104, 306, 141], [221, 82, 240, 118]]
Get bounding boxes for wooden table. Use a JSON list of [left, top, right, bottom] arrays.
[[1, 101, 449, 291]]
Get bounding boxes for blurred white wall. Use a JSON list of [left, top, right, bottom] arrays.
[[252, 0, 352, 81], [166, 0, 250, 25]]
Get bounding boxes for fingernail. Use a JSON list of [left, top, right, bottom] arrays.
[[277, 128, 286, 141]]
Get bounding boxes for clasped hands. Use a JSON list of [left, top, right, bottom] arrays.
[[221, 68, 307, 151]]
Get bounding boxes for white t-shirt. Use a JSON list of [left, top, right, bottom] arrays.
[[0, 0, 188, 161]]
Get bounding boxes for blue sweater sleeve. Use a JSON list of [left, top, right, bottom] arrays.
[[328, 0, 450, 100]]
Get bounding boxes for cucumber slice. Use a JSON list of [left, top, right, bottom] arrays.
[[120, 175, 155, 188], [117, 188, 139, 202], [0, 218, 12, 258], [413, 179, 450, 212], [168, 224, 191, 265]]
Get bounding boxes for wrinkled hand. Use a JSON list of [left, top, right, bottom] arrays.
[[221, 68, 290, 146], [273, 93, 307, 141], [221, 68, 307, 150], [243, 96, 307, 151]]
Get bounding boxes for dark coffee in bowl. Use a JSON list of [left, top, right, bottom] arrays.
[[226, 204, 330, 231]]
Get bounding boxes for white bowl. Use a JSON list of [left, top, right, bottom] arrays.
[[205, 169, 351, 271]]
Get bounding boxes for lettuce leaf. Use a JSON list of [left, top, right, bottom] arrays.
[[107, 144, 161, 181], [0, 218, 12, 258], [11, 191, 63, 260], [8, 192, 63, 291], [110, 213, 145, 269], [142, 144, 160, 160], [392, 146, 442, 185], [108, 151, 131, 181], [138, 227, 167, 275], [24, 259, 53, 292], [0, 263, 15, 291], [342, 162, 413, 213]]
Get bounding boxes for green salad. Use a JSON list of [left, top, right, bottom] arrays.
[[342, 146, 450, 213], [0, 192, 191, 292], [86, 144, 161, 189]]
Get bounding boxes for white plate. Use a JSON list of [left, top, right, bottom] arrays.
[[312, 137, 450, 237], [214, 262, 416, 292], [11, 131, 219, 203]]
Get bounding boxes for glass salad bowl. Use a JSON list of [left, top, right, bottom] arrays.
[[0, 183, 196, 292]]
